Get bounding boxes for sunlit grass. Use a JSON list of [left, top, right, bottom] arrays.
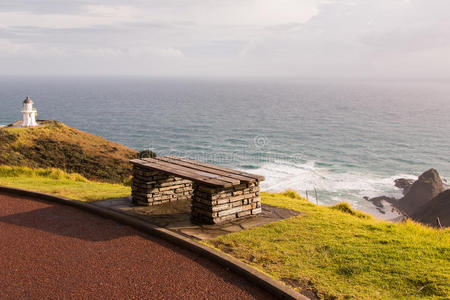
[[0, 165, 130, 202], [206, 191, 450, 299]]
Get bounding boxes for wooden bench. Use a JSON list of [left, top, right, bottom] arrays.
[[130, 156, 265, 224]]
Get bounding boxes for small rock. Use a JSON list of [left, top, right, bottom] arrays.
[[364, 196, 397, 214], [394, 178, 415, 195]]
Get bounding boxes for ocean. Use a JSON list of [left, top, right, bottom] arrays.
[[1, 77, 449, 217]]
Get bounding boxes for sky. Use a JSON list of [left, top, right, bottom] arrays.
[[0, 0, 449, 78]]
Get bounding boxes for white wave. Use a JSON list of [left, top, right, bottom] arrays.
[[241, 161, 418, 216]]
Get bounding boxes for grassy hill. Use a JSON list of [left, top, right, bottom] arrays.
[[0, 121, 138, 183]]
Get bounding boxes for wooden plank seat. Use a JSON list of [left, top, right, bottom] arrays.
[[130, 156, 265, 224]]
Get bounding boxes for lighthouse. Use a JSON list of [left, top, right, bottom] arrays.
[[21, 97, 38, 127]]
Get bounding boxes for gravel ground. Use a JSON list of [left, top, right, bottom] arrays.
[[0, 193, 275, 299]]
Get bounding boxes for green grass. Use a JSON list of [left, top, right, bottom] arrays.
[[206, 190, 450, 299], [0, 165, 130, 202]]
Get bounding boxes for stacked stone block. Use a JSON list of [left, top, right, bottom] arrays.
[[191, 182, 261, 224], [131, 165, 194, 206]]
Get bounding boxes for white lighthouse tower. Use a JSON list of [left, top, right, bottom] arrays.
[[21, 97, 38, 127]]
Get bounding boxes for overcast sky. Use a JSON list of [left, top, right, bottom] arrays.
[[1, 0, 449, 78]]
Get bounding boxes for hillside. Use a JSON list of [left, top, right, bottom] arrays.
[[0, 121, 138, 183]]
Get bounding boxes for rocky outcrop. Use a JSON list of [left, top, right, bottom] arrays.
[[397, 169, 445, 216], [394, 178, 415, 195], [411, 190, 450, 228]]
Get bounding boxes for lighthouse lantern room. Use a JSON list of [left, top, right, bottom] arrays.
[[21, 97, 38, 127]]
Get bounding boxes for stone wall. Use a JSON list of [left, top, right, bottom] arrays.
[[191, 182, 261, 224], [131, 165, 194, 206], [131, 164, 263, 224]]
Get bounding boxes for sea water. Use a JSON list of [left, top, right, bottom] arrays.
[[0, 77, 449, 216]]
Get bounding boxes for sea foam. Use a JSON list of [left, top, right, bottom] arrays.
[[243, 161, 418, 215]]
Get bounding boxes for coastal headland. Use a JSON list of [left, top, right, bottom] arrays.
[[0, 121, 448, 299]]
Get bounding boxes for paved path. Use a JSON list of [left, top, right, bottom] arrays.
[[94, 197, 300, 240], [0, 193, 275, 299]]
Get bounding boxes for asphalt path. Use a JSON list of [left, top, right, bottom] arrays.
[[0, 193, 275, 299]]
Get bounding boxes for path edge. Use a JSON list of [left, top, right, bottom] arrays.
[[0, 186, 308, 300]]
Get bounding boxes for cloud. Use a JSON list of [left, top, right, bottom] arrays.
[[0, 6, 138, 29], [0, 1, 320, 29], [0, 38, 66, 57], [234, 0, 450, 78], [0, 0, 449, 78]]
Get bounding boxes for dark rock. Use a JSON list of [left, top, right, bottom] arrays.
[[394, 178, 415, 195], [366, 196, 397, 208], [364, 196, 397, 214], [398, 169, 445, 216], [411, 189, 450, 228]]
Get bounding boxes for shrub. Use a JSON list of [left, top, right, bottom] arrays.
[[138, 149, 157, 158], [282, 189, 303, 199], [123, 176, 133, 186], [330, 202, 372, 219]]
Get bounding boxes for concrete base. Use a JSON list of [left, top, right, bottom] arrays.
[[93, 197, 300, 240], [5, 120, 40, 128]]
